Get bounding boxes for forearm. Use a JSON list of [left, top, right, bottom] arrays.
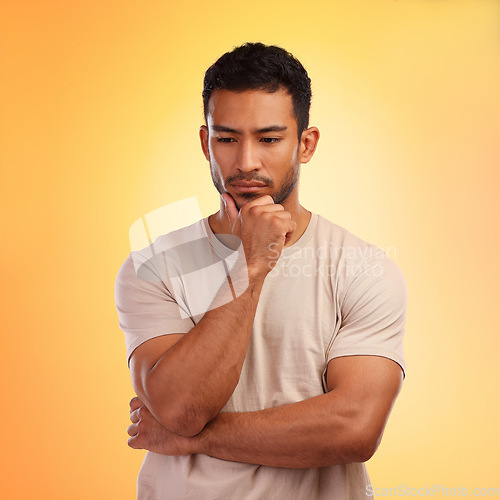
[[141, 262, 265, 435], [190, 391, 374, 468], [129, 357, 400, 467]]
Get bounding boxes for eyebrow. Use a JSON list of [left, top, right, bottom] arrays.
[[212, 125, 288, 134]]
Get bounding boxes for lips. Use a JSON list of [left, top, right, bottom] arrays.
[[232, 181, 266, 187], [230, 181, 267, 193]]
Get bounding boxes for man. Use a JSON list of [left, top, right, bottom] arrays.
[[115, 42, 407, 499]]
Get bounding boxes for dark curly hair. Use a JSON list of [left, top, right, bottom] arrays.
[[202, 42, 312, 140]]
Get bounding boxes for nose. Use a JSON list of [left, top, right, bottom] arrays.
[[237, 139, 261, 173]]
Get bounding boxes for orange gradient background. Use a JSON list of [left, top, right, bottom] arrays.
[[1, 1, 499, 498]]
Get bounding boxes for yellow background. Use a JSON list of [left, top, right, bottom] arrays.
[[1, 1, 499, 498]]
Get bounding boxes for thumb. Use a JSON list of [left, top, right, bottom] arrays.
[[221, 192, 239, 229]]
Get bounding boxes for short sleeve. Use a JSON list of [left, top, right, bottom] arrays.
[[327, 252, 407, 377], [114, 252, 195, 366]]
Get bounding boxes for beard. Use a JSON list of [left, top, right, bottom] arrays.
[[210, 160, 300, 210]]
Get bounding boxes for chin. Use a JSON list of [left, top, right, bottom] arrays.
[[234, 192, 264, 207]]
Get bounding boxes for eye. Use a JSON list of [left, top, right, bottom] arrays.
[[217, 137, 235, 143], [260, 137, 281, 144]]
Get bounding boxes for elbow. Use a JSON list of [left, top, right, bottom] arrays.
[[353, 438, 378, 463], [330, 419, 382, 464], [159, 405, 209, 437], [140, 372, 211, 437], [148, 392, 213, 437], [349, 428, 382, 463], [321, 433, 377, 466], [135, 391, 209, 437]]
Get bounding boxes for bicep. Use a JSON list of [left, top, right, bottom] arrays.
[[129, 333, 184, 399], [326, 355, 403, 446]]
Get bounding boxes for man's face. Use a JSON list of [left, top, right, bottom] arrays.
[[201, 88, 302, 210]]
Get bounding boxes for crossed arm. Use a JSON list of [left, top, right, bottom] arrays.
[[127, 351, 403, 468], [125, 200, 404, 467]]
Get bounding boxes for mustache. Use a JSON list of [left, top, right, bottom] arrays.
[[225, 174, 274, 186]]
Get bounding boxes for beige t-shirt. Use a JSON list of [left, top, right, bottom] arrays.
[[114, 212, 407, 500]]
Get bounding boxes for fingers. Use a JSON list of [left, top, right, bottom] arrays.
[[244, 194, 275, 207], [221, 193, 239, 228], [251, 207, 294, 229], [219, 193, 296, 277], [284, 219, 297, 245], [130, 408, 141, 424], [285, 218, 298, 235], [222, 193, 282, 228], [245, 204, 285, 216], [127, 407, 142, 448], [127, 398, 151, 450], [129, 396, 142, 412], [240, 198, 285, 222], [127, 430, 143, 449], [128, 435, 141, 449], [127, 422, 138, 437], [129, 402, 153, 423]]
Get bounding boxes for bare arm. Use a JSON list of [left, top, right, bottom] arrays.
[[131, 277, 261, 437], [128, 355, 403, 467], [130, 194, 296, 437]]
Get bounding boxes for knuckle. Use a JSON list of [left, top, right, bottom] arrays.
[[247, 206, 262, 218], [271, 219, 283, 231]]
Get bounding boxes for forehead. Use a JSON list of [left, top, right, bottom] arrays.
[[207, 88, 296, 129]]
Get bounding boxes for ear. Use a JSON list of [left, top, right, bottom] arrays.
[[298, 126, 320, 164], [199, 125, 210, 161]]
